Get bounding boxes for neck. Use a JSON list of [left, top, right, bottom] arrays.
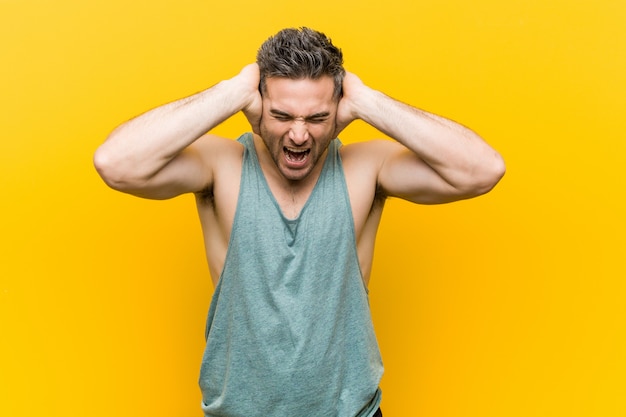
[[253, 134, 327, 219]]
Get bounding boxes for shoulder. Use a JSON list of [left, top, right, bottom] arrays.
[[191, 133, 245, 198], [339, 138, 403, 159], [338, 140, 394, 206], [339, 139, 400, 179], [192, 133, 244, 158], [190, 133, 245, 175]]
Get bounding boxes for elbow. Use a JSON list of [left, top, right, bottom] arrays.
[[93, 145, 138, 192], [457, 151, 506, 199], [473, 152, 506, 196], [490, 151, 507, 187]]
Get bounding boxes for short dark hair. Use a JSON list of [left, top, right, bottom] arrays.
[[256, 27, 345, 100]]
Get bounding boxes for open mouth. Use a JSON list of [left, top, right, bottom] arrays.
[[284, 147, 310, 164]]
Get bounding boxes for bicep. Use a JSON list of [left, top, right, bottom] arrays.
[[123, 135, 221, 200]]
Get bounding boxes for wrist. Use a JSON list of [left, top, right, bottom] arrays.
[[350, 87, 383, 123], [213, 77, 257, 114]]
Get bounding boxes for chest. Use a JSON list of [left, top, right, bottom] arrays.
[[262, 178, 317, 220], [197, 141, 384, 284]]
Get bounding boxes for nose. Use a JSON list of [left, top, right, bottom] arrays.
[[288, 120, 309, 145]]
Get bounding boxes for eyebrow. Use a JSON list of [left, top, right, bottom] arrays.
[[269, 109, 331, 120]]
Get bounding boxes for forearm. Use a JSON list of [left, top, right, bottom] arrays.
[[355, 88, 504, 192], [94, 77, 251, 185]]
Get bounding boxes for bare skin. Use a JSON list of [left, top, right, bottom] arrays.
[[94, 63, 505, 287]]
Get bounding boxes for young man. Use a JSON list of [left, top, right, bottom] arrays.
[[94, 27, 504, 417]]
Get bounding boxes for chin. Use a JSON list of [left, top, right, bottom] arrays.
[[279, 165, 314, 182], [281, 171, 308, 182]]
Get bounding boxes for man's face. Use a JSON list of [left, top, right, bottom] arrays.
[[259, 76, 338, 182]]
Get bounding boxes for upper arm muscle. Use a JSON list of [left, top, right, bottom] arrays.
[[375, 140, 462, 204], [125, 135, 231, 200]]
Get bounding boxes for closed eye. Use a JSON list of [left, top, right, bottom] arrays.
[[306, 112, 331, 124], [269, 109, 331, 124], [269, 110, 293, 122], [306, 117, 329, 124]]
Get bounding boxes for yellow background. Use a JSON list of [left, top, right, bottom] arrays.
[[1, 0, 624, 416]]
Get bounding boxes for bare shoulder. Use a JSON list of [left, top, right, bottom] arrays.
[[339, 139, 399, 185], [192, 133, 244, 198], [192, 133, 244, 163], [340, 138, 402, 161]]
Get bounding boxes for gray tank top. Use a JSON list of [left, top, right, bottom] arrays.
[[199, 133, 383, 417]]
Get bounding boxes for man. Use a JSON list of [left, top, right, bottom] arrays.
[[94, 27, 504, 417]]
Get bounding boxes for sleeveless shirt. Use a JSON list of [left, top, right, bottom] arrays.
[[199, 133, 383, 417]]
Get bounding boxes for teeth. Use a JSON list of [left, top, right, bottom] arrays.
[[285, 147, 307, 154], [284, 147, 310, 162]]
